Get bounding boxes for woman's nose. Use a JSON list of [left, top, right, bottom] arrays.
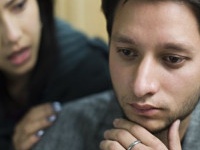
[[1, 16, 22, 45]]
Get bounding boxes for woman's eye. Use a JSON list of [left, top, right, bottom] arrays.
[[12, 0, 27, 12]]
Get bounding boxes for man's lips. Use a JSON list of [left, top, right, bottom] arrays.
[[130, 103, 161, 116], [131, 103, 156, 110]]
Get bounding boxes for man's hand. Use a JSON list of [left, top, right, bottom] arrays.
[[100, 119, 181, 150], [13, 102, 61, 150]]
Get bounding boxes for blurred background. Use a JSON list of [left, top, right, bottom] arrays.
[[55, 0, 108, 42]]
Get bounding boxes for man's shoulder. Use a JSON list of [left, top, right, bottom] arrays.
[[182, 101, 200, 150], [58, 90, 122, 132], [61, 90, 116, 116], [33, 90, 121, 150], [55, 18, 78, 35]]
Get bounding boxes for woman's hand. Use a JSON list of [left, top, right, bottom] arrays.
[[100, 119, 181, 150], [13, 102, 61, 150]]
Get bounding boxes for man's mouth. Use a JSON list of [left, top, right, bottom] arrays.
[[130, 103, 161, 117]]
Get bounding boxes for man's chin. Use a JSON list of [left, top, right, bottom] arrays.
[[126, 116, 173, 134], [148, 123, 172, 134], [122, 109, 176, 134], [137, 122, 169, 133]]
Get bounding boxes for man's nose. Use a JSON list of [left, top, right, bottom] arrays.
[[132, 56, 160, 98]]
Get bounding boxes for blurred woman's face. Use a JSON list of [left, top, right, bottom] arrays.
[[0, 0, 42, 77]]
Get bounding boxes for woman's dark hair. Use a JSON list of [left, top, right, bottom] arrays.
[[101, 0, 200, 38], [31, 0, 58, 104], [0, 0, 58, 117]]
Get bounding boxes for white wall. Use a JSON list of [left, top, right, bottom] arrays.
[[55, 0, 108, 42]]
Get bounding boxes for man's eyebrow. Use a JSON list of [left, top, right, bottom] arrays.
[[111, 34, 195, 53], [111, 34, 137, 45], [112, 34, 194, 50], [162, 42, 195, 52]]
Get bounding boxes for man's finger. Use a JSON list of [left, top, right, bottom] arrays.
[[168, 120, 181, 150]]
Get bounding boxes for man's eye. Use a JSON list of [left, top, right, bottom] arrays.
[[163, 55, 185, 64], [163, 56, 184, 63], [117, 48, 138, 57]]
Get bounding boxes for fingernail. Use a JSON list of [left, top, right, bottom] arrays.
[[113, 118, 120, 126], [52, 101, 62, 112], [48, 114, 57, 122], [176, 119, 181, 129], [36, 130, 45, 137]]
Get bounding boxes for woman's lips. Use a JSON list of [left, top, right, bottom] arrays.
[[8, 47, 31, 66]]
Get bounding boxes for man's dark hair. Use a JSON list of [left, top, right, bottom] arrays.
[[101, 0, 122, 38], [101, 0, 200, 38]]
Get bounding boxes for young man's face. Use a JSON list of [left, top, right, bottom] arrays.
[[110, 0, 200, 133]]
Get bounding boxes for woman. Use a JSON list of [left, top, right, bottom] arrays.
[[0, 0, 111, 149]]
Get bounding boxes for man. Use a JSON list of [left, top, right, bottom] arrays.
[[33, 0, 200, 150]]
